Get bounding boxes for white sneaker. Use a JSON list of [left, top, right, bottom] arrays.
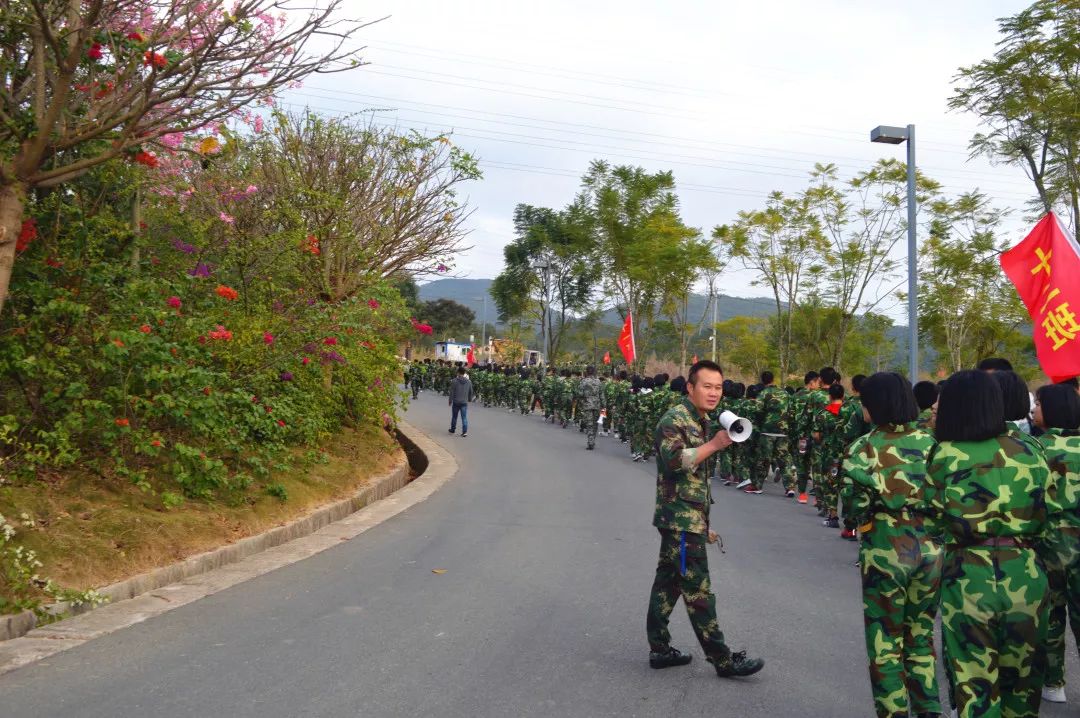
[[1043, 685, 1067, 703], [735, 479, 752, 490]]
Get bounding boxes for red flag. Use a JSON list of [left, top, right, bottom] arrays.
[[1000, 213, 1080, 382], [466, 344, 475, 366], [602, 351, 611, 365], [617, 312, 636, 364]]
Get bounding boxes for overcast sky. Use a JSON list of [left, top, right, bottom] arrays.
[[281, 0, 1036, 321]]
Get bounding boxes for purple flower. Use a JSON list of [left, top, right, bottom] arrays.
[[302, 342, 318, 353], [319, 350, 346, 365], [172, 238, 197, 254], [279, 371, 294, 382], [188, 262, 213, 278]]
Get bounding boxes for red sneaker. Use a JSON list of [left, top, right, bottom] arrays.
[[797, 493, 808, 504], [840, 528, 856, 540]]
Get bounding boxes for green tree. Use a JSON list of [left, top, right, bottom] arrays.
[[580, 161, 700, 370], [919, 192, 1031, 373], [950, 0, 1080, 230], [714, 191, 826, 380], [490, 203, 599, 360], [418, 299, 475, 340], [715, 317, 774, 379]]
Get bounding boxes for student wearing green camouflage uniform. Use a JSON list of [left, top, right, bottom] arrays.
[[927, 370, 1056, 718], [740, 384, 765, 493], [556, 370, 573, 428], [755, 372, 795, 496], [841, 373, 870, 444], [841, 373, 942, 718], [576, 366, 603, 450], [787, 371, 821, 503], [647, 359, 764, 678], [630, 377, 654, 461], [806, 367, 836, 512], [1032, 384, 1080, 704], [813, 383, 846, 525]]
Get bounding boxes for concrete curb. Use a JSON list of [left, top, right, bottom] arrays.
[[0, 420, 457, 675]]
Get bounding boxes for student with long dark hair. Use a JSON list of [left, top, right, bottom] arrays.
[[927, 370, 1055, 717], [1033, 383, 1080, 705], [841, 372, 941, 718]]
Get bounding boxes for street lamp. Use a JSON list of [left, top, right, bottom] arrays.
[[532, 259, 550, 365], [871, 124, 918, 381]]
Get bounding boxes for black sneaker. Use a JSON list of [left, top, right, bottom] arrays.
[[461, 432, 467, 437], [649, 647, 693, 669], [712, 650, 764, 678], [448, 429, 455, 434]]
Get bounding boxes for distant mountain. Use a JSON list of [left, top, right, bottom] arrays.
[[417, 277, 777, 326]]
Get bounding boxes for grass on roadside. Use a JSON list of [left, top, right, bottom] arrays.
[[0, 423, 402, 602]]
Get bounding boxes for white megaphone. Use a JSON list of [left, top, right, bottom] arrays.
[[718, 410, 753, 443]]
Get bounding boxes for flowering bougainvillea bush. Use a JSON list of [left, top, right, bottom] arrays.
[[0, 161, 413, 503]]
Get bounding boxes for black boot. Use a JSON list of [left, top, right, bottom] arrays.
[[649, 647, 692, 669], [712, 650, 764, 678]]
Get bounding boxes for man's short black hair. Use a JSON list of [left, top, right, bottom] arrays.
[[670, 376, 688, 395], [852, 374, 867, 393], [828, 384, 845, 401], [728, 382, 746, 399], [1037, 383, 1080, 430], [747, 384, 762, 400], [761, 370, 775, 385], [1057, 376, 1080, 390], [617, 370, 628, 381], [861, 372, 919, 426], [977, 357, 1014, 372], [819, 367, 838, 386], [688, 360, 723, 386], [804, 371, 820, 385], [912, 381, 939, 411], [935, 370, 1006, 442], [585, 365, 596, 376], [457, 367, 466, 375], [990, 370, 1031, 422]]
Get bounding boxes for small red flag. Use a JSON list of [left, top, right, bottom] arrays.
[[602, 351, 611, 365], [1000, 213, 1080, 382], [617, 312, 636, 364], [466, 344, 475, 366]]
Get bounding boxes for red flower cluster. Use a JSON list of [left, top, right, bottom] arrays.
[[215, 285, 239, 301], [143, 51, 168, 69], [323, 336, 337, 346], [139, 324, 152, 334], [15, 219, 36, 253], [126, 32, 144, 42], [133, 151, 158, 168], [88, 43, 103, 61], [410, 318, 434, 335], [115, 417, 130, 427], [263, 332, 274, 345], [167, 296, 182, 309], [208, 325, 233, 341], [367, 298, 380, 310], [303, 234, 320, 255]]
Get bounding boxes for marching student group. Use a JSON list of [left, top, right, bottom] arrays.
[[404, 356, 1080, 718]]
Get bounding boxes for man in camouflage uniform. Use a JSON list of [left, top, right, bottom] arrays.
[[755, 372, 795, 496], [841, 374, 870, 444], [786, 371, 820, 503], [812, 383, 846, 525], [927, 401, 1056, 718], [576, 365, 603, 450], [647, 359, 764, 678], [841, 379, 942, 718]]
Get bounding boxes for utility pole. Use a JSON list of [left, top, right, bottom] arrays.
[[710, 291, 718, 363]]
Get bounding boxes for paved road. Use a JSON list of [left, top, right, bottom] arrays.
[[2, 392, 1077, 717]]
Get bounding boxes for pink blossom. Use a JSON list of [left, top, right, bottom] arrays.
[[160, 133, 185, 149], [245, 184, 258, 194], [167, 296, 182, 309], [368, 298, 380, 310], [254, 116, 264, 133], [219, 212, 235, 224], [263, 332, 274, 345], [436, 263, 449, 272]]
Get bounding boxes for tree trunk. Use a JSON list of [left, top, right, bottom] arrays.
[[0, 183, 28, 318]]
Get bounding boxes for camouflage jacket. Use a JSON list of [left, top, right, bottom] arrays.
[[840, 396, 869, 444], [1042, 428, 1080, 529], [841, 423, 935, 527], [813, 400, 847, 460], [758, 386, 788, 434], [654, 397, 714, 535], [577, 377, 603, 410], [926, 434, 1057, 542], [915, 408, 933, 431]]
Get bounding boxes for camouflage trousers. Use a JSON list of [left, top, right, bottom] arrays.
[[1038, 527, 1080, 689], [815, 453, 842, 515], [646, 529, 730, 662], [410, 380, 421, 399], [859, 520, 942, 717], [581, 409, 600, 448], [754, 434, 794, 491], [789, 438, 813, 493], [940, 546, 1048, 718]]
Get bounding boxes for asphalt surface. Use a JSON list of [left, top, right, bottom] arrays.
[[2, 391, 1078, 717]]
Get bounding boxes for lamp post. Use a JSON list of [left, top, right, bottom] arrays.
[[532, 259, 550, 364], [473, 294, 488, 356], [710, 291, 718, 362], [871, 124, 918, 381]]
